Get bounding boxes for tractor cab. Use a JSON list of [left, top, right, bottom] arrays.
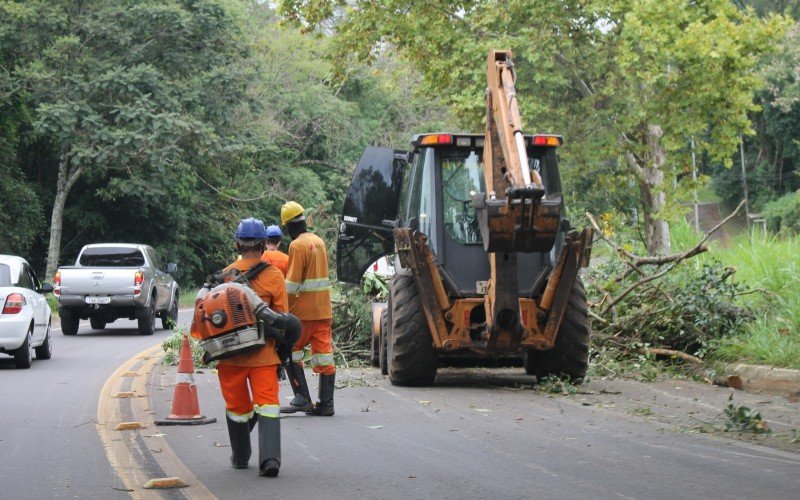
[[337, 133, 565, 294]]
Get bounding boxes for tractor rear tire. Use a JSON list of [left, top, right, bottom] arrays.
[[524, 276, 590, 382], [388, 274, 437, 386]]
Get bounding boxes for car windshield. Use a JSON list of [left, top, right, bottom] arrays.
[[0, 264, 11, 286], [79, 248, 146, 267], [441, 149, 484, 245]]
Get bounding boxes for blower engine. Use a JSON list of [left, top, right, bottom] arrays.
[[191, 282, 286, 362]]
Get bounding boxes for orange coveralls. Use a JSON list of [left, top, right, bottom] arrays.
[[217, 258, 288, 423], [285, 232, 335, 375], [261, 249, 289, 277]]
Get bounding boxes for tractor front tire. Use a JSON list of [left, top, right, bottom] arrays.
[[388, 274, 437, 386], [524, 276, 590, 382]]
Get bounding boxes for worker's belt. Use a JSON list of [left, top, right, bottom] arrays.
[[198, 324, 266, 363], [286, 278, 331, 294]]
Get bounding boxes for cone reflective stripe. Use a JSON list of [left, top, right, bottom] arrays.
[[155, 334, 217, 426]]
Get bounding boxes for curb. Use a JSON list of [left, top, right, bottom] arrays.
[[723, 363, 800, 400]]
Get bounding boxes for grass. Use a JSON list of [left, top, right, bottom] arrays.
[[670, 222, 800, 369]]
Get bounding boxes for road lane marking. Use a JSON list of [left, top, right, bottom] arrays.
[[97, 343, 217, 499]]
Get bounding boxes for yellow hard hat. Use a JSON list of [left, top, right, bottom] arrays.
[[281, 201, 305, 226]]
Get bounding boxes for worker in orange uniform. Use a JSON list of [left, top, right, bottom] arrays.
[[261, 225, 289, 276], [219, 217, 288, 476], [279, 201, 336, 416]]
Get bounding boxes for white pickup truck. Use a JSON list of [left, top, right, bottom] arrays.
[[54, 243, 179, 335]]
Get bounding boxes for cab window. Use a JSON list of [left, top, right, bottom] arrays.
[[407, 147, 437, 249], [441, 149, 484, 245]]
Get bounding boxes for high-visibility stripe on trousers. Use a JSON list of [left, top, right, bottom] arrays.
[[292, 318, 335, 375], [217, 364, 280, 417]]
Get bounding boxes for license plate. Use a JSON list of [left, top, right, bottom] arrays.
[[85, 296, 111, 304]]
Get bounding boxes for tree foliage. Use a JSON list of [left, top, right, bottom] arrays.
[[281, 0, 786, 255], [0, 0, 449, 288]]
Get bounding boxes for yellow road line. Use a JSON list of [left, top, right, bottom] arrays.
[[97, 344, 217, 499]]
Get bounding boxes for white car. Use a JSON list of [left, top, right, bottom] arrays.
[[0, 255, 54, 368]]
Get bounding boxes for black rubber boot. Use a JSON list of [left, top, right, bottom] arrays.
[[257, 416, 281, 477], [226, 416, 252, 469], [309, 373, 335, 416], [280, 362, 313, 413]]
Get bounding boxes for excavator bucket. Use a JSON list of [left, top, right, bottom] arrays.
[[473, 191, 562, 253]]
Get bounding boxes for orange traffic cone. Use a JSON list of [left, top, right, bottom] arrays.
[[155, 334, 216, 426]]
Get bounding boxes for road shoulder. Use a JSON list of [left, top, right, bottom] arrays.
[[96, 343, 216, 499]]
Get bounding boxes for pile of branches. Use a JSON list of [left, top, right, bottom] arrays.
[[331, 285, 377, 367], [586, 201, 752, 365]]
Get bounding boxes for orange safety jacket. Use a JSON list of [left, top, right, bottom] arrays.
[[218, 257, 288, 367], [261, 249, 289, 277], [285, 232, 332, 320]]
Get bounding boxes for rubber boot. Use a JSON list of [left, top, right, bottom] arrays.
[[309, 373, 335, 416], [257, 415, 281, 477], [280, 362, 313, 413], [226, 416, 251, 469]]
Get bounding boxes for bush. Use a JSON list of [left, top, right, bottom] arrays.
[[331, 283, 376, 366], [161, 328, 216, 369], [762, 190, 800, 233], [588, 259, 752, 358]]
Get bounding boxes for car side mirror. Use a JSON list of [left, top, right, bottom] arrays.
[[40, 283, 54, 294], [166, 263, 177, 274]]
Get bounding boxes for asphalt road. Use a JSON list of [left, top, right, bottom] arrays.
[[0, 310, 191, 498], [151, 368, 800, 500], [2, 310, 800, 499]]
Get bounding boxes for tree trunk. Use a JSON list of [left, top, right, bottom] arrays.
[[640, 124, 671, 256], [45, 147, 80, 279]]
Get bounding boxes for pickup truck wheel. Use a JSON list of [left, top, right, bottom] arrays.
[[60, 308, 79, 336], [161, 290, 179, 330], [388, 274, 437, 386], [14, 327, 34, 369], [524, 276, 590, 382], [35, 321, 53, 360], [90, 317, 106, 330], [137, 299, 156, 336]]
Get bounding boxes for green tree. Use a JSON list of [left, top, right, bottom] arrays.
[[2, 0, 252, 277], [281, 0, 786, 255]]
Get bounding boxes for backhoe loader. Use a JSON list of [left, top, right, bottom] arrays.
[[336, 50, 593, 385]]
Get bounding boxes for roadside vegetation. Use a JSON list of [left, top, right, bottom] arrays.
[[585, 212, 800, 378]]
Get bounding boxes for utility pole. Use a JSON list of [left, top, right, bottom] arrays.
[[740, 134, 750, 216], [691, 137, 700, 232]]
